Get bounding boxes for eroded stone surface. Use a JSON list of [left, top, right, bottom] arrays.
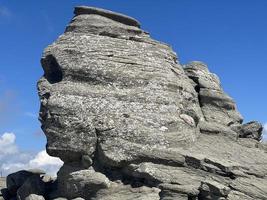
[[34, 5, 267, 200], [38, 5, 202, 165], [184, 61, 243, 126], [57, 166, 110, 199], [231, 121, 263, 141]]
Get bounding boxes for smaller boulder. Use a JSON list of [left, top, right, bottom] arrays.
[[6, 170, 45, 196], [231, 121, 263, 141], [57, 165, 110, 199], [16, 175, 45, 200]]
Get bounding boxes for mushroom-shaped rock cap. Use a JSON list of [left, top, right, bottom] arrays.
[[74, 6, 141, 28], [185, 61, 209, 72]]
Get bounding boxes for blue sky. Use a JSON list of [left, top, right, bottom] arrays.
[[0, 1, 266, 174]]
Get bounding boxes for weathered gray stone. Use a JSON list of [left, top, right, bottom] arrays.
[[231, 121, 263, 141], [230, 177, 267, 199], [74, 6, 141, 28], [57, 165, 110, 199], [123, 162, 207, 187], [35, 5, 267, 200], [159, 183, 199, 200], [200, 180, 231, 197], [259, 141, 267, 152], [17, 175, 45, 200], [91, 182, 160, 200], [199, 120, 238, 140], [237, 138, 260, 148], [160, 191, 188, 200], [227, 190, 254, 200]]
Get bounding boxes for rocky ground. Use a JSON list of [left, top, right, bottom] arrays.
[[2, 5, 267, 200]]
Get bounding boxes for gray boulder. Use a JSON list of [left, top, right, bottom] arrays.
[[37, 5, 267, 200], [184, 61, 243, 126], [199, 180, 231, 199], [16, 174, 45, 200], [56, 165, 110, 199], [6, 170, 45, 197], [231, 121, 263, 141], [198, 120, 238, 140], [91, 182, 160, 200], [74, 6, 141, 28], [230, 177, 267, 199]]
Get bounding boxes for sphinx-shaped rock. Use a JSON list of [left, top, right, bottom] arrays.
[[37, 6, 267, 200], [38, 5, 202, 165]]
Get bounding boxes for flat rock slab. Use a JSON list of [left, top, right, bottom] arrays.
[[74, 6, 141, 27]]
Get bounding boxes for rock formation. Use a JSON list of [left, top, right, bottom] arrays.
[[2, 6, 267, 200]]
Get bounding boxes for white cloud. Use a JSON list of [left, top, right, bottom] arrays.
[[0, 132, 63, 177], [28, 150, 63, 175], [0, 133, 18, 156]]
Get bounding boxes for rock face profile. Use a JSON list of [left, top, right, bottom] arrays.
[[3, 5, 267, 200]]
